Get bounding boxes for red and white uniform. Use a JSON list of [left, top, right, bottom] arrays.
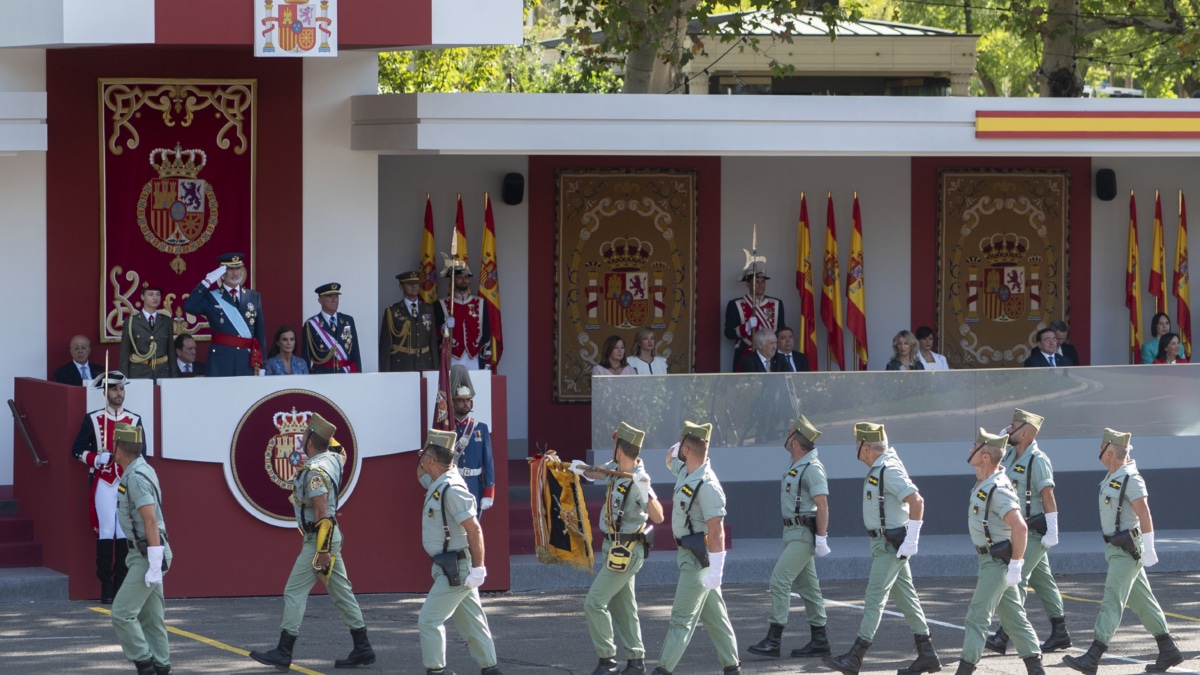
[[725, 294, 785, 371], [438, 293, 488, 370], [71, 407, 143, 537]]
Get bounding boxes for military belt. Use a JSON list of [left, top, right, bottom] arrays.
[[1103, 527, 1139, 543], [301, 517, 338, 534], [396, 345, 430, 355], [130, 354, 169, 367], [783, 515, 816, 528], [431, 549, 467, 561], [460, 467, 482, 477], [605, 532, 644, 544]]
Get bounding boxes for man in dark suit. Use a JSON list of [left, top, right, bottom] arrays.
[[774, 326, 810, 373], [302, 282, 362, 373], [739, 329, 782, 373], [174, 335, 205, 376], [1049, 319, 1082, 366], [53, 335, 102, 386], [182, 252, 266, 376], [1024, 327, 1075, 367], [119, 283, 176, 380]]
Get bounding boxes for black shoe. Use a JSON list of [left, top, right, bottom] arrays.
[[793, 624, 832, 657], [1040, 616, 1072, 653], [134, 660, 156, 675], [622, 659, 646, 675], [747, 623, 784, 657], [985, 626, 1009, 655], [822, 637, 872, 675], [250, 630, 297, 672], [481, 667, 503, 675], [723, 667, 742, 674], [154, 666, 171, 675], [1147, 632, 1183, 672], [651, 668, 672, 675], [1062, 639, 1107, 675], [334, 626, 376, 668], [426, 670, 455, 675], [897, 634, 941, 675], [1023, 654, 1045, 675], [954, 661, 976, 675], [591, 658, 619, 675]]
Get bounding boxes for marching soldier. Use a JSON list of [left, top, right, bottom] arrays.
[[119, 282, 175, 380], [249, 414, 376, 671], [417, 429, 502, 675], [182, 252, 266, 376], [985, 409, 1071, 655], [747, 415, 832, 659], [110, 423, 171, 675], [302, 282, 363, 373], [654, 421, 741, 675], [956, 428, 1045, 675], [380, 270, 438, 372], [723, 270, 784, 372], [1062, 429, 1182, 675], [823, 423, 941, 675], [451, 366, 496, 514], [435, 264, 492, 370], [568, 422, 665, 675]]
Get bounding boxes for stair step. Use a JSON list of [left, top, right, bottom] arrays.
[[0, 542, 43, 569], [0, 567, 69, 603], [0, 515, 34, 543]]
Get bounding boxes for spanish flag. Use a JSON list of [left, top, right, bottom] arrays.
[[846, 193, 868, 370], [418, 194, 438, 304], [480, 193, 504, 370], [1126, 191, 1144, 363], [821, 192, 845, 370], [1150, 190, 1167, 313], [795, 193, 818, 371], [453, 193, 469, 269], [1176, 191, 1192, 358]]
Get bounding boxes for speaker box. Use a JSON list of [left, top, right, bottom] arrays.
[[502, 173, 524, 206], [1096, 168, 1117, 201]]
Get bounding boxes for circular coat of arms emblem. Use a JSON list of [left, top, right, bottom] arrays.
[[136, 143, 219, 274]]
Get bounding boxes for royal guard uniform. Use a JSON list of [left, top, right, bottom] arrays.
[[119, 284, 175, 380], [435, 265, 491, 370], [380, 270, 437, 372], [451, 367, 495, 515], [302, 283, 362, 374], [182, 252, 266, 377], [724, 270, 785, 372], [70, 371, 144, 603]]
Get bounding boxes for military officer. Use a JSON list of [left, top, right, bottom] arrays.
[[823, 423, 941, 675], [1062, 429, 1182, 675], [747, 415, 832, 659], [435, 264, 492, 370], [724, 270, 785, 372], [985, 409, 1071, 655], [110, 423, 171, 675], [249, 414, 376, 671], [381, 270, 438, 372], [568, 422, 665, 675], [451, 366, 495, 514], [182, 252, 266, 376], [417, 429, 502, 675], [653, 421, 741, 675], [119, 282, 175, 380], [302, 282, 363, 373], [956, 428, 1044, 675]]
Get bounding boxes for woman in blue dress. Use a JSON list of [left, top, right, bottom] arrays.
[[264, 325, 309, 375]]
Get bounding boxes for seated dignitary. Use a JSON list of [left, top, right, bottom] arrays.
[[119, 282, 175, 380], [774, 326, 810, 372], [885, 330, 924, 371], [302, 282, 362, 373], [1023, 328, 1073, 367], [417, 429, 502, 675], [53, 334, 102, 385], [451, 366, 495, 515], [738, 329, 781, 373], [174, 335, 204, 376], [725, 270, 784, 372], [1152, 332, 1189, 364], [915, 326, 949, 371], [1049, 319, 1082, 366], [182, 252, 266, 376], [747, 415, 832, 659], [265, 325, 309, 375], [593, 335, 636, 376], [1142, 312, 1173, 364], [629, 327, 669, 375]]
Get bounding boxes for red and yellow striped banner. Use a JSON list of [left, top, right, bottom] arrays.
[[977, 111, 1200, 139]]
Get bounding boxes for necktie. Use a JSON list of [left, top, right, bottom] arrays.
[[787, 355, 794, 371], [186, 363, 192, 373], [410, 302, 417, 315], [149, 314, 155, 328], [1048, 355, 1056, 367], [80, 365, 90, 381], [231, 289, 238, 303]]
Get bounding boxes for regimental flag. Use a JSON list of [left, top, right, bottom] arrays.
[[1151, 190, 1168, 313], [1176, 190, 1192, 358], [434, 308, 454, 432], [1126, 191, 1145, 363], [795, 193, 818, 371], [821, 192, 846, 370], [453, 193, 469, 270], [480, 193, 504, 370], [846, 193, 868, 370], [419, 195, 438, 304]]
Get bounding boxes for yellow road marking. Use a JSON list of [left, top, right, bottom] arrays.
[[1058, 593, 1200, 623], [88, 607, 326, 675]]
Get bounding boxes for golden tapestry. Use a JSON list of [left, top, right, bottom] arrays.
[[555, 170, 697, 402], [937, 170, 1069, 368]]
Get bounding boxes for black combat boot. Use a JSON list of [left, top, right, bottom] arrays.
[[985, 626, 1009, 654], [897, 633, 942, 675], [113, 538, 130, 594], [1146, 632, 1184, 672], [792, 624, 831, 657], [822, 636, 872, 675], [481, 667, 503, 675], [425, 669, 454, 675], [723, 666, 742, 674], [134, 660, 156, 675], [1023, 654, 1045, 675], [334, 627, 376, 668], [1040, 616, 1072, 652], [590, 657, 619, 675], [250, 630, 297, 672], [954, 661, 976, 675], [651, 668, 672, 674], [1062, 639, 1107, 674], [747, 623, 785, 657], [97, 539, 115, 603], [154, 664, 171, 674], [622, 659, 646, 675]]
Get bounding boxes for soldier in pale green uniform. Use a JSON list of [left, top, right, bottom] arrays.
[[110, 423, 172, 675], [570, 422, 665, 675], [249, 413, 376, 671], [955, 428, 1044, 675], [747, 415, 833, 659], [417, 429, 502, 675], [986, 408, 1072, 655], [652, 421, 741, 675], [823, 422, 941, 675], [1063, 429, 1182, 675]]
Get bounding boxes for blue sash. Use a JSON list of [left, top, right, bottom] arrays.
[[214, 291, 252, 339]]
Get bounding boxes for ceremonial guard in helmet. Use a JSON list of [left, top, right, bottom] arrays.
[[380, 270, 438, 372], [450, 366, 495, 514], [435, 262, 492, 370], [182, 252, 266, 376], [302, 282, 362, 373]]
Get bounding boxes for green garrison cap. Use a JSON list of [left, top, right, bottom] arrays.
[[976, 427, 1009, 449], [112, 423, 142, 444], [854, 422, 886, 443], [1012, 408, 1044, 432], [791, 414, 822, 444], [306, 413, 337, 442], [426, 429, 457, 451], [614, 421, 646, 449], [680, 421, 713, 444], [1103, 428, 1132, 446]]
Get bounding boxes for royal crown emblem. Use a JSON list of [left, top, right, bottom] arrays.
[[136, 142, 219, 274], [263, 407, 311, 490], [963, 235, 1044, 324]]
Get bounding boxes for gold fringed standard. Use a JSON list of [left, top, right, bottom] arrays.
[[529, 451, 595, 574]]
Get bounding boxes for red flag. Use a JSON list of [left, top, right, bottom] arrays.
[[1150, 190, 1167, 313], [480, 193, 504, 370], [846, 193, 868, 370], [795, 193, 818, 371], [820, 193, 845, 370], [419, 195, 438, 304], [1176, 191, 1192, 358], [1126, 191, 1144, 363], [433, 319, 454, 432]]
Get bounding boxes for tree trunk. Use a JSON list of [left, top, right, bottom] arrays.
[[1040, 0, 1085, 97], [978, 70, 999, 97], [622, 0, 698, 94], [622, 0, 655, 93]]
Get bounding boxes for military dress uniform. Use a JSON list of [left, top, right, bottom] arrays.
[[455, 415, 495, 512], [119, 309, 175, 379], [381, 271, 437, 371], [723, 290, 785, 372], [436, 291, 491, 370], [182, 253, 265, 377]]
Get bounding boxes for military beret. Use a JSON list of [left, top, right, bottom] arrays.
[[680, 420, 712, 444], [112, 423, 142, 444], [854, 422, 887, 443], [426, 429, 457, 451], [315, 282, 342, 296], [1012, 408, 1044, 432], [976, 427, 1009, 449], [791, 414, 822, 444], [92, 370, 128, 389], [396, 271, 421, 283], [217, 252, 246, 268], [614, 421, 646, 449], [1103, 428, 1132, 446], [306, 413, 337, 442], [740, 270, 770, 282]]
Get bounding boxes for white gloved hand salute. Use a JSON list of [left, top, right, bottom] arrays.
[[144, 546, 165, 587], [897, 519, 922, 558], [204, 265, 226, 286], [1041, 511, 1060, 548], [633, 469, 656, 502], [702, 551, 726, 590], [1005, 559, 1025, 586], [815, 534, 832, 557], [1141, 531, 1159, 567], [667, 442, 681, 461], [465, 566, 487, 588]]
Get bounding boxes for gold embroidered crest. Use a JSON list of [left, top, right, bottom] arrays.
[[309, 475, 323, 491]]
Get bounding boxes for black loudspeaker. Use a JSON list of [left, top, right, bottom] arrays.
[[502, 173, 524, 206], [1096, 168, 1117, 201]]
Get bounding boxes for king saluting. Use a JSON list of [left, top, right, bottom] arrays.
[[182, 252, 266, 376]]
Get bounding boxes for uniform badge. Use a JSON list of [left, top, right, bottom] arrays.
[[1014, 465, 1026, 473], [309, 474, 323, 491], [433, 489, 441, 501], [680, 485, 694, 497], [616, 483, 628, 495], [427, 508, 434, 518], [785, 484, 792, 493], [1109, 480, 1122, 489], [865, 491, 872, 500], [788, 469, 798, 476], [118, 485, 127, 494], [867, 475, 879, 486], [976, 490, 987, 500]]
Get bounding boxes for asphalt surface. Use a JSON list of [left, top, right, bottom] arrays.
[[2, 573, 1199, 674]]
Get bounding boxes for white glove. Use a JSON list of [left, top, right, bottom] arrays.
[[480, 497, 493, 511], [465, 566, 487, 588], [144, 546, 164, 587], [1005, 559, 1024, 586], [1042, 512, 1060, 548], [204, 265, 226, 285], [93, 452, 111, 469], [667, 442, 680, 461], [897, 519, 922, 558], [633, 469, 655, 502], [702, 550, 726, 590], [568, 459, 589, 477], [447, 317, 456, 328], [746, 317, 759, 330], [815, 534, 831, 557], [1142, 531, 1159, 567]]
